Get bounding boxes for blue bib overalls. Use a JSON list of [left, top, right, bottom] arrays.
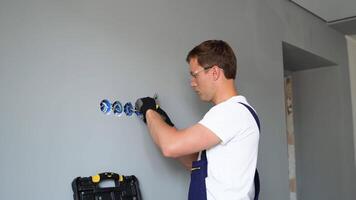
[[188, 102, 260, 200]]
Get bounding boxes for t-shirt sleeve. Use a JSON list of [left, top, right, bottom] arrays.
[[198, 104, 245, 145]]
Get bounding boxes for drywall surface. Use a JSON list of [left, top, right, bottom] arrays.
[[0, 0, 355, 199], [346, 36, 356, 168]]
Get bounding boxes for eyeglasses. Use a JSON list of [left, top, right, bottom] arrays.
[[190, 65, 214, 79]]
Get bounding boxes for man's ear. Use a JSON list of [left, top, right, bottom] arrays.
[[212, 65, 221, 81]]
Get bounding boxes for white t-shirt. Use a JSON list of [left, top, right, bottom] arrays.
[[198, 96, 260, 200]]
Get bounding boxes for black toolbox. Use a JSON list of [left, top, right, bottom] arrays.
[[72, 172, 142, 200]]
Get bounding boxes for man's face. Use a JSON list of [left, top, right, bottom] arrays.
[[189, 58, 213, 102]]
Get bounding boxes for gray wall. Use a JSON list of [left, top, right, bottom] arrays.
[[0, 0, 355, 199], [293, 67, 356, 200]]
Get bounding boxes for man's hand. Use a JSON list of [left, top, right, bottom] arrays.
[[135, 97, 157, 118], [135, 97, 174, 127]]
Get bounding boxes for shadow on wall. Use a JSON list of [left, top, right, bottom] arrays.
[[282, 42, 336, 72]]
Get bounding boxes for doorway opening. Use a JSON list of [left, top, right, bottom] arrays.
[[282, 41, 336, 200]]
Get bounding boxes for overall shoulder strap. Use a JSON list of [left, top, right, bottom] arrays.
[[238, 102, 260, 131], [200, 150, 207, 161], [238, 102, 260, 200]]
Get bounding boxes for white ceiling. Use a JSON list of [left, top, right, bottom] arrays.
[[291, 0, 356, 22]]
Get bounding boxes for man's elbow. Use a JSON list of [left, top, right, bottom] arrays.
[[161, 145, 181, 158]]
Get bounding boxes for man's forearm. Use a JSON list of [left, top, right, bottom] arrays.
[[146, 109, 178, 157], [146, 110, 198, 169]]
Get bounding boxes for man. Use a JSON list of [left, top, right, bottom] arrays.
[[135, 40, 260, 200]]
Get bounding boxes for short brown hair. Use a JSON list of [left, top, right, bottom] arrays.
[[186, 40, 237, 79]]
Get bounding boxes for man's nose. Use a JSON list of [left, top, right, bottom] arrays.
[[190, 78, 197, 87]]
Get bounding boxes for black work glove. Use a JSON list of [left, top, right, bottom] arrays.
[[135, 97, 174, 127], [156, 107, 174, 127], [135, 97, 157, 118]]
